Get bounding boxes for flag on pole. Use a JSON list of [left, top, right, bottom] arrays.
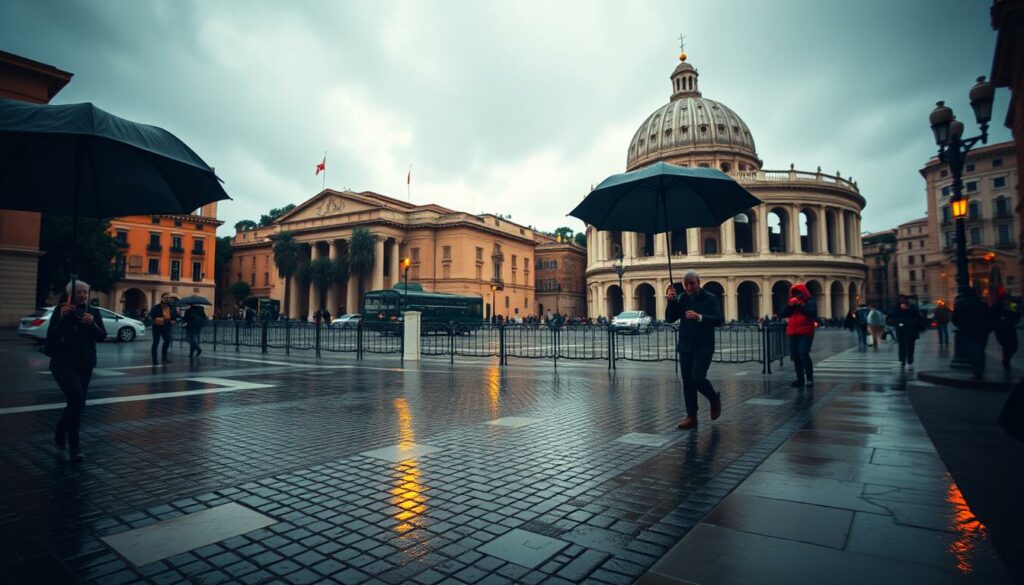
[[315, 156, 326, 175], [406, 168, 411, 185]]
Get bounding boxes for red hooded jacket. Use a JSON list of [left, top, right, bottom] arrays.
[[783, 283, 817, 337]]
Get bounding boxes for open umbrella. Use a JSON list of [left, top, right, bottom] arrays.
[[0, 98, 230, 290], [174, 295, 212, 306], [569, 161, 761, 284]]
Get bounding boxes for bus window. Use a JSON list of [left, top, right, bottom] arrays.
[[364, 296, 381, 311]]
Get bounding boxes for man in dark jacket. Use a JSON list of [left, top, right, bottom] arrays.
[[665, 271, 723, 430], [781, 283, 817, 388], [933, 300, 952, 345], [888, 294, 925, 368], [991, 287, 1020, 371], [952, 288, 992, 379], [47, 280, 107, 462], [149, 293, 180, 365], [182, 304, 208, 359]]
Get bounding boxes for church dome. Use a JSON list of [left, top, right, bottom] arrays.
[[627, 56, 759, 171]]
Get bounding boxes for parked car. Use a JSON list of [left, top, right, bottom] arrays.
[[18, 306, 147, 342], [329, 314, 362, 329], [611, 310, 652, 334]]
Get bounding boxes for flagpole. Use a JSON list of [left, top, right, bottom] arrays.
[[407, 163, 411, 202], [322, 151, 327, 191]]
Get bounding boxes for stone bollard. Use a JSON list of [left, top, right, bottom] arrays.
[[403, 311, 421, 361]]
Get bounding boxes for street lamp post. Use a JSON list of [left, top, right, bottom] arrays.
[[929, 76, 995, 368], [879, 243, 894, 311], [613, 251, 626, 315], [400, 257, 411, 312], [490, 284, 498, 323]]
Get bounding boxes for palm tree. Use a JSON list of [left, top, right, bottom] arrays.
[[308, 257, 335, 313], [347, 227, 376, 309], [272, 232, 304, 318]]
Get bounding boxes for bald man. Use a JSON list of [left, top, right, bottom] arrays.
[[665, 271, 724, 429]]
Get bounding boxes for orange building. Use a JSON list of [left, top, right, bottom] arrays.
[[96, 205, 223, 317], [0, 50, 72, 326]]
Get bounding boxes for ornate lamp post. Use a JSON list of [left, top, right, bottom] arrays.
[[400, 257, 411, 311], [878, 243, 894, 311], [929, 75, 995, 368], [613, 251, 626, 315], [490, 284, 498, 322]]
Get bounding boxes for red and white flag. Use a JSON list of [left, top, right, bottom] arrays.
[[315, 156, 326, 175]]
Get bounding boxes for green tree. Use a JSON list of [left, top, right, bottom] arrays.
[[347, 227, 376, 308], [259, 204, 296, 227], [307, 257, 335, 312], [334, 253, 350, 303], [214, 236, 235, 312], [574, 232, 587, 247], [272, 231, 304, 318], [36, 214, 120, 305], [553, 226, 574, 242], [228, 280, 252, 308], [234, 219, 257, 232]]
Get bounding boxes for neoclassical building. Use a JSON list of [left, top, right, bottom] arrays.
[[586, 52, 867, 321]]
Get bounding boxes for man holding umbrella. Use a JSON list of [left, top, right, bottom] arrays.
[[665, 271, 723, 430], [150, 293, 179, 364], [179, 295, 210, 359]]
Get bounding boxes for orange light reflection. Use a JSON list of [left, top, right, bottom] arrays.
[[946, 478, 987, 574], [487, 366, 500, 419], [390, 399, 428, 536]]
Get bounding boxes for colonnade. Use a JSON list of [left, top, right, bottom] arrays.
[[287, 235, 401, 319]]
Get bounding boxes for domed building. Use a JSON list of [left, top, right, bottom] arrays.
[[585, 52, 867, 321]]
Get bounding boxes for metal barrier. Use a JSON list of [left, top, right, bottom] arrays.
[[175, 319, 785, 372]]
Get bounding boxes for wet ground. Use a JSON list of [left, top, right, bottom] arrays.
[[0, 329, 1016, 584]]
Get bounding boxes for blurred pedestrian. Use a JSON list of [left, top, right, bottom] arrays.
[[665, 272, 723, 430], [781, 283, 817, 388], [183, 304, 208, 359], [47, 280, 106, 462], [952, 288, 992, 379], [888, 294, 924, 368], [934, 300, 951, 346], [866, 304, 885, 349], [991, 287, 1020, 371], [149, 293, 179, 365]]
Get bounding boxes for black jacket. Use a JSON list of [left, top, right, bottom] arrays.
[[665, 288, 723, 352], [149, 302, 180, 330], [952, 296, 992, 342], [46, 305, 107, 370], [992, 304, 1020, 345], [888, 305, 925, 341], [183, 306, 208, 330]]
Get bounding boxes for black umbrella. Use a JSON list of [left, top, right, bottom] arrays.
[[0, 98, 230, 289], [569, 161, 761, 284], [174, 295, 212, 306]]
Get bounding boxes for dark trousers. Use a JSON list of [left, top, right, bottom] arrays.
[[964, 335, 988, 378], [937, 323, 949, 345], [151, 326, 172, 362], [790, 335, 814, 383], [897, 331, 918, 365], [51, 367, 92, 454], [186, 328, 202, 357], [856, 325, 867, 347], [999, 336, 1018, 366], [679, 350, 716, 417]]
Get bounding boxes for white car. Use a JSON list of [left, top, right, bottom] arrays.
[[18, 306, 147, 342], [329, 313, 362, 328], [611, 310, 652, 334]]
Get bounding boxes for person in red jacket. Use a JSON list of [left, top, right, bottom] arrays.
[[780, 282, 818, 388]]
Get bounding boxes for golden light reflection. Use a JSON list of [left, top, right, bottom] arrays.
[[390, 399, 428, 536], [486, 366, 501, 419], [945, 477, 988, 574]]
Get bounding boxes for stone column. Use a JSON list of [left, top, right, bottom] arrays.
[[656, 278, 667, 321], [789, 205, 802, 253], [758, 205, 770, 254], [724, 278, 737, 321], [372, 236, 385, 291], [586, 228, 593, 266], [345, 239, 358, 314], [687, 228, 700, 257], [821, 279, 833, 319], [289, 273, 302, 318], [308, 243, 320, 313], [818, 206, 829, 254], [654, 232, 666, 257], [390, 239, 400, 288], [326, 240, 340, 314], [623, 280, 634, 312], [722, 218, 735, 254]]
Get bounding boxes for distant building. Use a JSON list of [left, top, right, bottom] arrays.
[[990, 0, 1024, 261], [533, 233, 586, 318], [921, 141, 1019, 302], [862, 230, 899, 310], [0, 50, 72, 326], [896, 217, 931, 303]]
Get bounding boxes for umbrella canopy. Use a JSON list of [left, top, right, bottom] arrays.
[[175, 295, 212, 306], [0, 99, 230, 217], [569, 162, 761, 234]]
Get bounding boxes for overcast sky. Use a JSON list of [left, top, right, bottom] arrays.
[[1, 0, 1012, 237]]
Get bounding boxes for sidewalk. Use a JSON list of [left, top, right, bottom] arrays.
[[916, 329, 1023, 391], [638, 344, 1020, 584]]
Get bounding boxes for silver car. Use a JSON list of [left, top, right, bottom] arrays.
[[611, 310, 652, 334], [18, 306, 147, 342], [329, 313, 362, 329]]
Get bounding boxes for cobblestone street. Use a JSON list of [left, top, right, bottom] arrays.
[[0, 330, 1017, 584]]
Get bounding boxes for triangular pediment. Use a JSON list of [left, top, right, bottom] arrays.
[[275, 190, 385, 224]]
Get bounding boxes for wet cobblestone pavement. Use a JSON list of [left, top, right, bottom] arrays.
[[0, 330, 1014, 584]]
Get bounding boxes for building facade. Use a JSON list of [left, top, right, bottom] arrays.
[[991, 0, 1024, 263], [585, 53, 867, 322], [862, 230, 899, 310], [922, 141, 1019, 303], [228, 190, 538, 321], [533, 233, 586, 318], [0, 51, 72, 326], [896, 217, 931, 303], [95, 204, 223, 316]]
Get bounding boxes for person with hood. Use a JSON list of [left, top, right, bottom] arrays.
[[665, 271, 724, 430], [991, 286, 1020, 371], [781, 283, 818, 387], [888, 294, 925, 368], [952, 288, 993, 379]]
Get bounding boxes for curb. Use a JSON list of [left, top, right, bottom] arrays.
[[916, 369, 1015, 391]]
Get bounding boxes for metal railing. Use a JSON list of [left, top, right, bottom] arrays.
[[176, 319, 788, 372]]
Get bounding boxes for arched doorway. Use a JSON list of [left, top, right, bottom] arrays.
[[635, 283, 656, 315], [806, 280, 824, 317], [848, 282, 859, 313], [703, 281, 726, 317], [772, 280, 792, 316], [122, 288, 147, 317], [734, 210, 756, 254], [606, 284, 623, 317], [737, 281, 760, 321], [830, 281, 846, 319], [768, 208, 789, 253], [799, 209, 817, 253]]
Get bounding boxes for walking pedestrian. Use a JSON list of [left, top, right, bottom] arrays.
[[855, 303, 869, 348], [149, 293, 179, 365], [952, 288, 993, 379], [183, 304, 208, 359], [991, 287, 1020, 371], [665, 272, 724, 430], [866, 304, 885, 349], [888, 294, 924, 368], [46, 280, 106, 462], [934, 300, 951, 346], [781, 283, 818, 388]]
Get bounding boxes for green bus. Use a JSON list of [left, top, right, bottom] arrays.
[[362, 284, 483, 324]]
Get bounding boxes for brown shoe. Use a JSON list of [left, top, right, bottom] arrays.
[[677, 416, 698, 430], [710, 393, 722, 421]]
